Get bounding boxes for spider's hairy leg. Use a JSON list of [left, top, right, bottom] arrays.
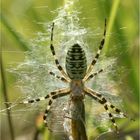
[[50, 23, 71, 82], [83, 19, 107, 81], [43, 88, 71, 126], [84, 87, 129, 133], [84, 88, 119, 133], [83, 68, 103, 82], [20, 88, 70, 104], [48, 71, 69, 83], [84, 87, 128, 118]]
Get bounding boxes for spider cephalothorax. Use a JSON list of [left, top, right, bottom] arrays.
[[70, 80, 84, 100]]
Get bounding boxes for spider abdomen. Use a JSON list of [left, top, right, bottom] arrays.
[[66, 44, 87, 80]]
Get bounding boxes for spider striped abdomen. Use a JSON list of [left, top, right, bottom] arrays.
[[66, 44, 87, 80]]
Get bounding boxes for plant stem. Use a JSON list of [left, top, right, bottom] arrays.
[[1, 14, 29, 51], [0, 51, 15, 140], [71, 100, 88, 140], [104, 0, 120, 53]]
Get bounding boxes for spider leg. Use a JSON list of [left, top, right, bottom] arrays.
[[84, 87, 128, 118], [48, 71, 69, 83], [43, 89, 71, 127], [50, 23, 71, 82], [83, 19, 107, 81], [84, 88, 119, 133], [43, 98, 53, 127], [83, 68, 103, 82], [20, 88, 70, 104]]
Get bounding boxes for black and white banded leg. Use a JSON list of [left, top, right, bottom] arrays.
[[84, 89, 119, 133], [83, 68, 104, 82], [43, 89, 71, 126], [48, 71, 69, 83], [84, 87, 128, 118], [20, 88, 70, 104], [50, 23, 71, 82], [84, 87, 128, 133], [83, 19, 107, 81]]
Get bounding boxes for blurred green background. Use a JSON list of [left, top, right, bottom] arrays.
[[1, 0, 139, 140]]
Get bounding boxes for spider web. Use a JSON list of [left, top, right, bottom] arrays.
[[1, 0, 128, 139]]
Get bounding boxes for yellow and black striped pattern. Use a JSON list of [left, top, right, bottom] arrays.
[[66, 44, 87, 80]]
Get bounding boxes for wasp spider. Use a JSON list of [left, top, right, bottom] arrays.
[[21, 19, 127, 134]]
